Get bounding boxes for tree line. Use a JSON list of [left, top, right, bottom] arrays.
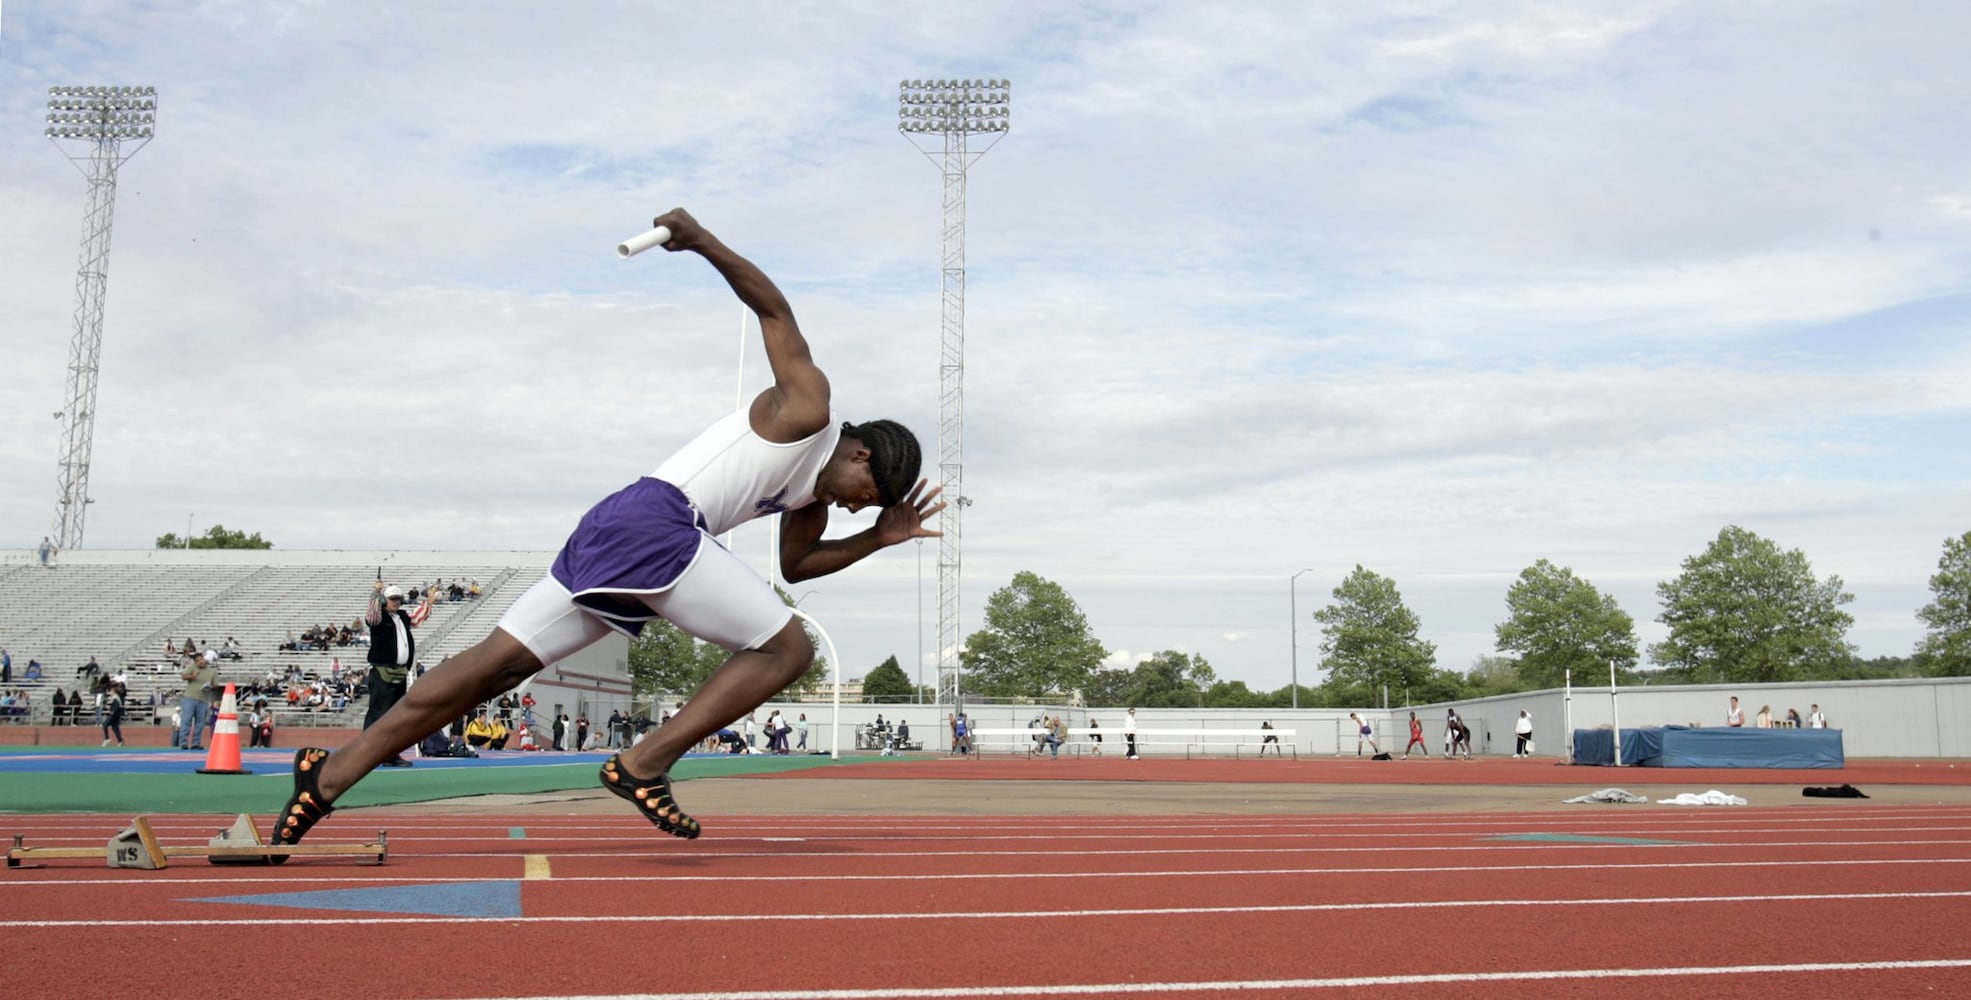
[[943, 526, 1971, 709]]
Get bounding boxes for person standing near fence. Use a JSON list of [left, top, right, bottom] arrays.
[[1403, 711, 1430, 759], [1513, 710, 1534, 757], [1350, 713, 1380, 757], [1451, 715, 1473, 759], [1808, 704, 1829, 728], [1123, 707, 1139, 759]]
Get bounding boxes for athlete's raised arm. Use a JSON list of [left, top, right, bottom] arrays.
[[652, 208, 829, 443]]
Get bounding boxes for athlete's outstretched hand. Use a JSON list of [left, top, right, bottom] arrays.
[[873, 480, 945, 546]]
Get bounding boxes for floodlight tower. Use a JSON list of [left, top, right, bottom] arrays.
[[897, 78, 1010, 715], [42, 85, 157, 550]]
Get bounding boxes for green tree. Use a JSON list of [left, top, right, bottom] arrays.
[[1916, 530, 1971, 676], [1839, 655, 1920, 680], [1313, 566, 1438, 705], [155, 524, 273, 549], [1463, 655, 1524, 700], [1204, 679, 1267, 708], [960, 571, 1108, 698], [1083, 665, 1134, 707], [860, 655, 916, 703], [1651, 525, 1855, 683], [1108, 650, 1215, 707], [1186, 655, 1218, 705], [1494, 559, 1639, 688], [626, 619, 726, 697]]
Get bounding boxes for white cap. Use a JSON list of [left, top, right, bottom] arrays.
[[384, 585, 405, 599]]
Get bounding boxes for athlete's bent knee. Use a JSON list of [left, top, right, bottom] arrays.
[[759, 619, 814, 686]]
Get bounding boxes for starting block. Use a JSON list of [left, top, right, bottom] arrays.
[[7, 814, 388, 870]]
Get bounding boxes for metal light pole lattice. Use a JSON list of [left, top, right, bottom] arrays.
[[44, 84, 159, 550], [897, 78, 1009, 716]]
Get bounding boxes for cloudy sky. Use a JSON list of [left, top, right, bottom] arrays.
[[3, 1, 1967, 691]]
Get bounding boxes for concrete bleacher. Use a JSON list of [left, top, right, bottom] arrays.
[[0, 550, 554, 727]]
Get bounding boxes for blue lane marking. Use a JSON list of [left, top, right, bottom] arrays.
[[1484, 833, 1694, 846], [187, 880, 522, 918]]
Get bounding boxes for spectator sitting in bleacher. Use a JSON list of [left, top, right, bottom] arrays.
[[24, 660, 42, 681], [468, 578, 481, 599], [76, 657, 101, 680], [219, 637, 243, 661]]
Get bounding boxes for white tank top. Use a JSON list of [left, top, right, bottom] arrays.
[[652, 408, 840, 536]]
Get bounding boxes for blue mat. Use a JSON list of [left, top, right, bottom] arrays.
[[1571, 726, 1844, 768]]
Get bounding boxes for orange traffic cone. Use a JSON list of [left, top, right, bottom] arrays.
[[198, 683, 254, 775]]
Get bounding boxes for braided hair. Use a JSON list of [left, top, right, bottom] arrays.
[[840, 419, 922, 507]]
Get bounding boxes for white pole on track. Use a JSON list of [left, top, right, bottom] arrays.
[[791, 607, 843, 761]]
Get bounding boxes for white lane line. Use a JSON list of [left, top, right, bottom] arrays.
[[5, 854, 1969, 888], [7, 888, 1971, 928], [452, 958, 1971, 999]]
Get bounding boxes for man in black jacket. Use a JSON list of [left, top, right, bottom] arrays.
[[365, 583, 428, 767]]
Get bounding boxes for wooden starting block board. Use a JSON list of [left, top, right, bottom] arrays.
[[7, 814, 388, 870]]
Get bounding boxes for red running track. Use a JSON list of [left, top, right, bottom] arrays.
[[6, 807, 1971, 998]]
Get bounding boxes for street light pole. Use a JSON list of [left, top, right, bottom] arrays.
[[1290, 568, 1314, 709], [898, 78, 1009, 721], [44, 84, 158, 549]]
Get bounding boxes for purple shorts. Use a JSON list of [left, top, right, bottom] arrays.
[[550, 478, 706, 636]]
